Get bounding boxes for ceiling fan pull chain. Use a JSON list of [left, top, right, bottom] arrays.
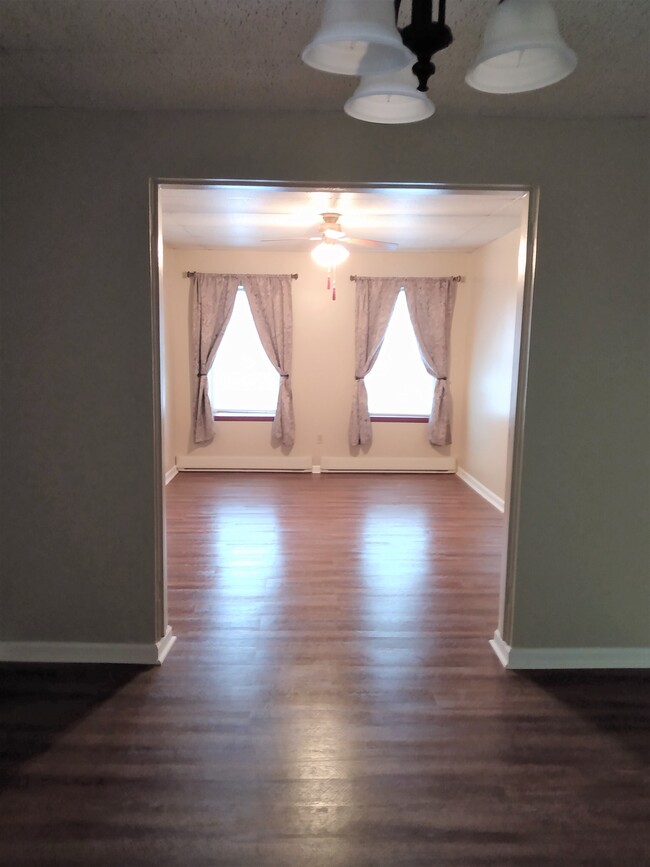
[[325, 264, 337, 300]]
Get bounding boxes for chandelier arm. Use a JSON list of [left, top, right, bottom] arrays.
[[414, 0, 434, 28]]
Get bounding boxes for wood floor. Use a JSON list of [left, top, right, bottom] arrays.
[[1, 472, 649, 866]]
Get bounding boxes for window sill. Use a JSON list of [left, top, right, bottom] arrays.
[[370, 415, 428, 423], [214, 414, 275, 422]]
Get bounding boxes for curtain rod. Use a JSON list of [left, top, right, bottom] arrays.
[[349, 274, 465, 283], [184, 272, 299, 279]]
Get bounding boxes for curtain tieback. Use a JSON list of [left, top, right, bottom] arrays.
[[280, 374, 289, 379], [355, 376, 364, 381], [437, 376, 447, 381], [197, 372, 207, 378]]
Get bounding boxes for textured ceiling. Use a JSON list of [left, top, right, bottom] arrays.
[[1, 0, 648, 117], [160, 183, 527, 252]]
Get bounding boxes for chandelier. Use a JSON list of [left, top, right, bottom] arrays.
[[302, 0, 577, 124]]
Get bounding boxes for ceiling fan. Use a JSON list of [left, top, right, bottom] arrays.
[[262, 212, 398, 300], [262, 212, 399, 252]]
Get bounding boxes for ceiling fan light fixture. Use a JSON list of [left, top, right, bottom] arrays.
[[322, 227, 346, 240], [311, 240, 350, 268], [465, 0, 577, 94], [344, 63, 435, 124], [301, 0, 412, 76]]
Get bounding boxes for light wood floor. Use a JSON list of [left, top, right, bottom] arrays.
[[1, 472, 648, 866]]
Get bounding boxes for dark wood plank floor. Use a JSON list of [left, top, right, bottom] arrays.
[[1, 473, 649, 866]]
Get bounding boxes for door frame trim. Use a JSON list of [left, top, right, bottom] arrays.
[[148, 177, 540, 654]]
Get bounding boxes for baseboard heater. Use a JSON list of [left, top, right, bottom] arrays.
[[177, 455, 312, 472], [177, 456, 457, 474], [320, 456, 456, 473]]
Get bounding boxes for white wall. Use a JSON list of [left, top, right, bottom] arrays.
[[163, 245, 473, 470], [456, 228, 522, 504]]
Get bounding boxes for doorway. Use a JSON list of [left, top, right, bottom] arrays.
[[150, 179, 538, 658]]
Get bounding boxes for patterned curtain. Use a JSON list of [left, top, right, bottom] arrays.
[[403, 277, 457, 446], [349, 277, 401, 447], [244, 275, 295, 448], [191, 273, 239, 444]]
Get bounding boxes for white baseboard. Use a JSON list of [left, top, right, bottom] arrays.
[[164, 466, 178, 485], [321, 456, 456, 473], [490, 630, 650, 670], [490, 630, 512, 667], [457, 467, 505, 512], [0, 626, 177, 666], [155, 626, 177, 664], [177, 455, 312, 472]]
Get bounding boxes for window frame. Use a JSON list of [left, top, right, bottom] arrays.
[[369, 414, 429, 423], [211, 412, 275, 422]]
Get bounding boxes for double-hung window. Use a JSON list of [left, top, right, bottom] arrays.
[[364, 289, 432, 420], [207, 287, 279, 419]]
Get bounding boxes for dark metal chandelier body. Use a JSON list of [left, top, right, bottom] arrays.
[[395, 0, 454, 92]]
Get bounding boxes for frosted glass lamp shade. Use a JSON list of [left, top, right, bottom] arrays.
[[344, 63, 435, 124], [311, 241, 350, 267], [465, 0, 577, 94], [302, 0, 412, 76]]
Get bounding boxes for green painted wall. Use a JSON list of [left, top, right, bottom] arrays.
[[1, 110, 648, 649]]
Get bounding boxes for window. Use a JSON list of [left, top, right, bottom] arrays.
[[364, 289, 433, 419], [208, 288, 279, 418]]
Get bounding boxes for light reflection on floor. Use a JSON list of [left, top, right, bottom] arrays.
[[208, 503, 282, 699], [360, 503, 432, 675], [214, 506, 281, 601]]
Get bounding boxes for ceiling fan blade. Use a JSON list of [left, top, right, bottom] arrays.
[[345, 237, 399, 250], [260, 237, 319, 243]]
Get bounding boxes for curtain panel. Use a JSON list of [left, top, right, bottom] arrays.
[[244, 275, 295, 448], [403, 277, 457, 446], [349, 275, 457, 448], [348, 277, 401, 447], [190, 272, 295, 448], [191, 273, 239, 444]]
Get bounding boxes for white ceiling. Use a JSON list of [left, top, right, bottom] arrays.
[[1, 0, 648, 117], [160, 184, 527, 252]]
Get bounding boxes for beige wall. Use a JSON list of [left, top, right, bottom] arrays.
[[1, 110, 647, 654], [160, 245, 177, 477], [163, 245, 472, 468], [456, 228, 522, 502]]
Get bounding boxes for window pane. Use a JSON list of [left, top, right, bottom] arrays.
[[208, 290, 279, 415], [365, 290, 433, 417]]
